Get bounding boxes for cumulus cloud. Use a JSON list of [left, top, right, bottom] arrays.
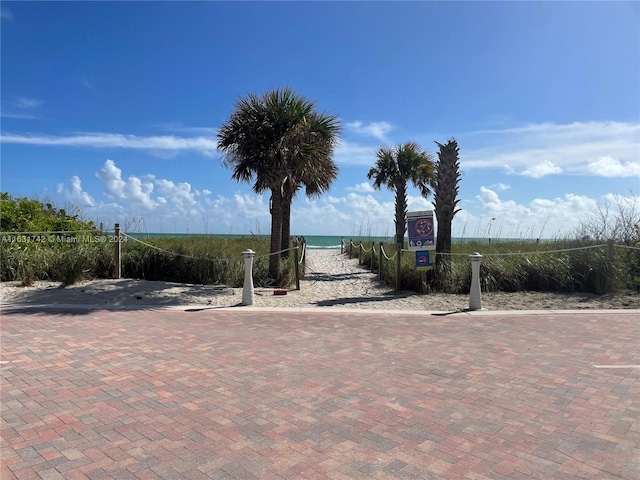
[[96, 160, 157, 209], [56, 176, 96, 207], [52, 158, 637, 238], [520, 160, 563, 178], [469, 186, 599, 238], [586, 156, 640, 178], [346, 121, 393, 143], [347, 182, 375, 193]]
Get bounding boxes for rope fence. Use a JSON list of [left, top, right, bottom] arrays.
[[3, 225, 638, 309], [342, 237, 640, 307]]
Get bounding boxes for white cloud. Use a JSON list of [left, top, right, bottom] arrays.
[[334, 140, 376, 166], [468, 187, 600, 238], [1, 132, 218, 157], [346, 121, 393, 143], [56, 176, 96, 207], [0, 97, 43, 119], [16, 97, 43, 109], [0, 111, 36, 119], [347, 182, 375, 193], [489, 183, 511, 191], [520, 160, 563, 178], [96, 159, 157, 209], [461, 121, 640, 178], [586, 156, 640, 178], [52, 158, 638, 238]]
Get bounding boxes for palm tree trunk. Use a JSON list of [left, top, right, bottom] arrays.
[[395, 184, 408, 292], [269, 190, 283, 282], [435, 213, 452, 288], [280, 195, 292, 259]]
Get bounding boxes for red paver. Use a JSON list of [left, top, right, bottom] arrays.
[[1, 306, 639, 479]]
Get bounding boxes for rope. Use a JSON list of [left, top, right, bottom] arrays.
[[123, 233, 238, 262], [0, 229, 101, 235], [399, 244, 613, 257], [479, 244, 608, 257], [615, 244, 640, 251], [256, 246, 299, 259], [380, 244, 397, 260], [298, 243, 306, 265]]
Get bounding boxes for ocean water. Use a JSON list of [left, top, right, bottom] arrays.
[[125, 233, 390, 249], [125, 233, 497, 249], [302, 235, 394, 249]]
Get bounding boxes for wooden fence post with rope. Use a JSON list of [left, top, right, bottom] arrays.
[[370, 242, 375, 272], [293, 239, 300, 290]]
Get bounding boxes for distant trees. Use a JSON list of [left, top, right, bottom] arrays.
[[367, 142, 435, 290], [433, 139, 462, 284], [217, 87, 340, 282]]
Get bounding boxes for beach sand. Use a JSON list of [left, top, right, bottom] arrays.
[[1, 249, 638, 311]]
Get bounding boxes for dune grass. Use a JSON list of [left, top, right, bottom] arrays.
[[349, 238, 640, 294], [0, 234, 299, 288]]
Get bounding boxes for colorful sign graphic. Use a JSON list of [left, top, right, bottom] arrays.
[[407, 210, 435, 251], [415, 250, 432, 271]]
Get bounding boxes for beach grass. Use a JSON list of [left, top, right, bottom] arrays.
[[0, 234, 299, 288], [350, 238, 640, 294]]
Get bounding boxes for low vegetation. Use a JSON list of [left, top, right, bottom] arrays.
[[349, 237, 639, 295], [0, 194, 298, 287], [2, 193, 638, 294]]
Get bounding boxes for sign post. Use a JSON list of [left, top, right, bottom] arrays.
[[408, 211, 436, 294]]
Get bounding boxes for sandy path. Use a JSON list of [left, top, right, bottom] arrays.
[[1, 249, 638, 311]]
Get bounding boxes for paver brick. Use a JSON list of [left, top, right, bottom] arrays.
[[1, 307, 639, 478]]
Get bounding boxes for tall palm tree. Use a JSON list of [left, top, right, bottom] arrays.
[[280, 113, 340, 257], [217, 87, 340, 282], [433, 139, 461, 284], [367, 142, 435, 291]]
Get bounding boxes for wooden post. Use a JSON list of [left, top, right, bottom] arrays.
[[370, 242, 375, 272], [349, 240, 352, 258], [293, 241, 300, 290], [378, 242, 383, 280], [359, 243, 363, 265], [421, 271, 427, 294], [114, 223, 121, 279], [606, 239, 614, 262]]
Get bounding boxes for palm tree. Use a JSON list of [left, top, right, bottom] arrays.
[[433, 139, 461, 286], [280, 113, 340, 257], [217, 87, 340, 282], [367, 142, 435, 291]]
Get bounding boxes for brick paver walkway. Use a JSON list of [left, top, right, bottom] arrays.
[[1, 307, 638, 479]]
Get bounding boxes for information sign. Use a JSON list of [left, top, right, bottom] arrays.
[[415, 250, 432, 271], [407, 210, 435, 251]]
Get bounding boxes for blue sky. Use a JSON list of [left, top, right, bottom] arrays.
[[1, 1, 639, 238]]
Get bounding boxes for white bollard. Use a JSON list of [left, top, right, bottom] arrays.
[[468, 252, 483, 311], [242, 249, 256, 306]]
